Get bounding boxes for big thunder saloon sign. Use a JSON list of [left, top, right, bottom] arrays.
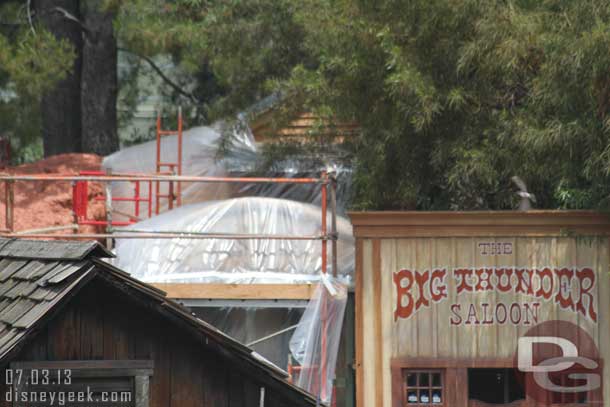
[[391, 240, 603, 403], [393, 245, 598, 327]]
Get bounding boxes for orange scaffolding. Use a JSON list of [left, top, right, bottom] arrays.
[[0, 158, 338, 405], [72, 109, 183, 229], [155, 108, 183, 212]]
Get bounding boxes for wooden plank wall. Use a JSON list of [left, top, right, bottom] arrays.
[[358, 235, 610, 407], [0, 278, 300, 407]]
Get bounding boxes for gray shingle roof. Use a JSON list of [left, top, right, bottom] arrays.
[[0, 238, 112, 260], [0, 238, 103, 360], [0, 238, 317, 406]]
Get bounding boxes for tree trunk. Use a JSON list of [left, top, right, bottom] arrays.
[[34, 0, 83, 157], [80, 1, 119, 155]]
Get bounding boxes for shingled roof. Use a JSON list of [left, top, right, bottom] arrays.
[[0, 239, 111, 359], [0, 238, 317, 406]]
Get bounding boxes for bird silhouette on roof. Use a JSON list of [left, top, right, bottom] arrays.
[[511, 176, 536, 211]]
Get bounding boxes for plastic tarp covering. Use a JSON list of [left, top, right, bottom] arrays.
[[113, 197, 355, 284], [101, 123, 256, 220], [192, 307, 304, 369], [234, 162, 353, 214], [103, 120, 354, 217], [289, 276, 348, 404]]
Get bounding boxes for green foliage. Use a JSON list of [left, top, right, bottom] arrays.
[[0, 2, 75, 163], [263, 0, 610, 209], [0, 29, 74, 96], [115, 0, 308, 121], [5, 0, 610, 211]]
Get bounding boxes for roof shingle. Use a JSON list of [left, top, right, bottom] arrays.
[[0, 248, 94, 359], [0, 238, 317, 406]]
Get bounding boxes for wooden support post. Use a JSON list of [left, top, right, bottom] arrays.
[[320, 170, 329, 402], [330, 172, 338, 278], [135, 375, 150, 407], [177, 106, 183, 207], [71, 181, 78, 234], [321, 170, 328, 274], [5, 180, 14, 232], [105, 170, 113, 250]]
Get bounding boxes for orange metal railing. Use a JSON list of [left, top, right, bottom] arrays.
[[0, 131, 338, 403], [155, 108, 183, 213]]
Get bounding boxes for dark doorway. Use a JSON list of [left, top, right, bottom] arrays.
[[468, 368, 525, 404]]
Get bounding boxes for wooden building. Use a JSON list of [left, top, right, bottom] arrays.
[[250, 111, 358, 143], [349, 211, 610, 407], [0, 238, 317, 407]]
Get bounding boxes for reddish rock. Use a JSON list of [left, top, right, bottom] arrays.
[[0, 154, 106, 234]]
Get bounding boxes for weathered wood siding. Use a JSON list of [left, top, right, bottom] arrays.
[[351, 212, 610, 407], [0, 277, 301, 407]]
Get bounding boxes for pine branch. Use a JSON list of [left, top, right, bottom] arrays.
[[117, 47, 201, 104]]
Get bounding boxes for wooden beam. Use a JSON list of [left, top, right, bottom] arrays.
[[348, 210, 610, 238], [151, 283, 317, 300]]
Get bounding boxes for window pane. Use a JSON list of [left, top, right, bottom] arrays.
[[419, 372, 429, 387], [419, 389, 430, 404], [407, 390, 418, 403], [403, 369, 443, 406], [432, 372, 441, 387], [406, 372, 417, 387], [432, 389, 442, 404]]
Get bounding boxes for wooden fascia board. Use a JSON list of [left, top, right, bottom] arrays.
[[150, 283, 317, 300], [348, 211, 610, 238]]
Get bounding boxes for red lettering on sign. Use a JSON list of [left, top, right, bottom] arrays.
[[394, 269, 448, 321], [450, 304, 462, 325], [475, 268, 493, 291], [496, 303, 507, 324], [465, 304, 480, 325], [454, 268, 473, 294], [576, 268, 597, 322], [430, 269, 447, 302], [510, 303, 522, 324], [555, 268, 575, 311], [522, 302, 540, 325], [535, 268, 553, 300], [495, 268, 513, 292], [516, 268, 534, 295], [414, 271, 430, 310], [394, 266, 598, 323], [393, 269, 415, 321], [480, 303, 494, 325]]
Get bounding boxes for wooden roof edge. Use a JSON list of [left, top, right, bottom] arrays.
[[0, 238, 317, 405], [90, 262, 318, 405], [348, 210, 610, 238], [0, 267, 98, 366], [0, 238, 114, 260]]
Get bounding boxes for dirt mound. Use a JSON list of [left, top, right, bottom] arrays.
[[0, 153, 105, 234]]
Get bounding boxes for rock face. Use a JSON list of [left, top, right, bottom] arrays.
[[0, 153, 104, 233]]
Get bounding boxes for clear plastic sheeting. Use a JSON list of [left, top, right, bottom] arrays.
[[224, 140, 353, 213], [113, 197, 355, 284], [289, 276, 348, 404], [233, 162, 353, 214], [192, 307, 304, 369], [101, 123, 256, 220], [103, 121, 355, 218]]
